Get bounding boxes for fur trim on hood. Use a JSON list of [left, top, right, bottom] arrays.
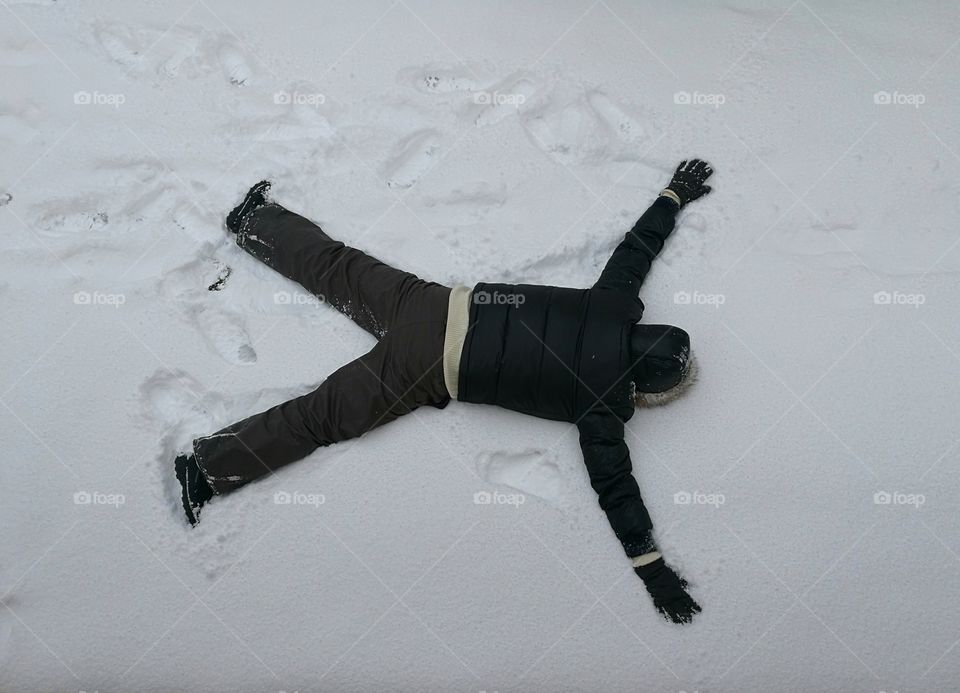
[[633, 351, 699, 408]]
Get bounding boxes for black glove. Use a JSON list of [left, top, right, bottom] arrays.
[[635, 558, 701, 624], [664, 159, 713, 207]]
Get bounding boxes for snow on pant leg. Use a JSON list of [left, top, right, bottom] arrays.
[[236, 202, 445, 338], [192, 288, 451, 495]]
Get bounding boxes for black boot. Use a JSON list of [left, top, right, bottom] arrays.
[[175, 454, 214, 526], [225, 180, 272, 235]]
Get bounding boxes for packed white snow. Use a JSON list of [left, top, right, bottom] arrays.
[[3, 1, 960, 691]]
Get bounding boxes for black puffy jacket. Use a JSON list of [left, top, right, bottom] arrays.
[[457, 196, 679, 557]]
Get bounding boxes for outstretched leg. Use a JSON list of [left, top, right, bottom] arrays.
[[191, 317, 449, 498], [229, 183, 443, 339], [172, 185, 453, 524]]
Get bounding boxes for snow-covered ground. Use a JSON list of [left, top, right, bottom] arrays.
[[3, 1, 960, 691]]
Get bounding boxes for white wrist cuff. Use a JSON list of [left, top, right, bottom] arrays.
[[632, 551, 662, 567], [659, 189, 681, 207]]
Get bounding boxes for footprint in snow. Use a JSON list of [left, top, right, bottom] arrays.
[[95, 22, 255, 86], [141, 368, 218, 440], [95, 24, 141, 68], [158, 257, 257, 365], [397, 66, 483, 94], [123, 183, 180, 223], [193, 306, 257, 365], [384, 129, 440, 190], [520, 88, 655, 166], [36, 209, 108, 237], [397, 65, 542, 129], [587, 90, 647, 145], [476, 448, 570, 507], [141, 367, 322, 578], [158, 32, 200, 78], [139, 368, 250, 570], [219, 44, 252, 86], [258, 106, 336, 142], [522, 102, 594, 166], [474, 78, 537, 128], [142, 367, 310, 453]]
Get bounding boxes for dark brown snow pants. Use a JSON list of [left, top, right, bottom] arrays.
[[193, 202, 452, 495]]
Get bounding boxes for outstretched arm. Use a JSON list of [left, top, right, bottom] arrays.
[[577, 410, 655, 555], [578, 409, 701, 624], [594, 196, 678, 293], [594, 159, 714, 294]]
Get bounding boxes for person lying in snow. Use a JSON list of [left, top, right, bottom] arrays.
[[174, 159, 713, 624]]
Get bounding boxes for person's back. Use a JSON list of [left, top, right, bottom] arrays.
[[455, 282, 640, 421]]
